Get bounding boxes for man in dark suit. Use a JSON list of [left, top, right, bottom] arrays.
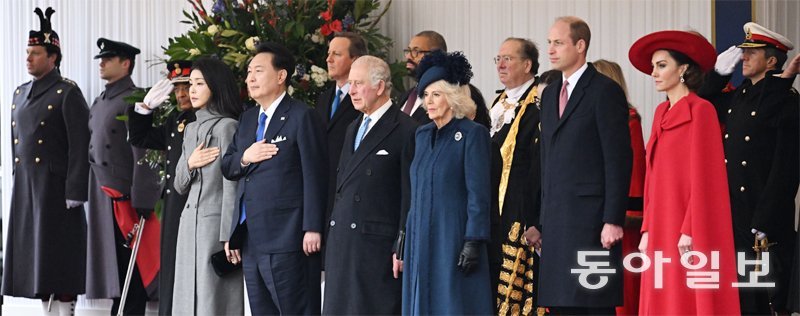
[[222, 41, 327, 315], [315, 32, 367, 240], [322, 56, 417, 314], [538, 16, 631, 315], [397, 30, 447, 124]]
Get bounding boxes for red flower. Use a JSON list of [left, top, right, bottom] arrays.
[[320, 20, 342, 36], [320, 10, 332, 22]]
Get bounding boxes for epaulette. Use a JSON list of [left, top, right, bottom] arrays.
[[61, 77, 77, 86]]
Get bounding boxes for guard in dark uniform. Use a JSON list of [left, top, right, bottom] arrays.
[[2, 7, 90, 316], [84, 38, 162, 316], [127, 60, 195, 316], [699, 22, 799, 315]]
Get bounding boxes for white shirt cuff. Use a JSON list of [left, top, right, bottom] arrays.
[[134, 102, 153, 115]]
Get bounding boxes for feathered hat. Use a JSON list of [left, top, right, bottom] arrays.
[[28, 7, 60, 50], [415, 50, 473, 97]]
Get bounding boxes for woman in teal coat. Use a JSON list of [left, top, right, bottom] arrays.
[[401, 51, 493, 314]]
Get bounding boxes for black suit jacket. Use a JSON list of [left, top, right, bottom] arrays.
[[538, 63, 631, 307], [323, 104, 417, 314], [398, 84, 432, 124], [222, 95, 328, 253], [315, 85, 360, 226]]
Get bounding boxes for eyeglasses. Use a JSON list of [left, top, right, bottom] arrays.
[[403, 48, 431, 58], [494, 55, 521, 64]]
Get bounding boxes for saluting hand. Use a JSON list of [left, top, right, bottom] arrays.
[[303, 231, 321, 256], [241, 139, 279, 165], [781, 53, 800, 78], [188, 142, 220, 170]]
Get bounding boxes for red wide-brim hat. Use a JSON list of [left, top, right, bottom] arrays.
[[629, 30, 717, 75]]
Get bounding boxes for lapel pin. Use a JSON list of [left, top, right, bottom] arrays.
[[454, 131, 462, 141], [280, 116, 285, 121]]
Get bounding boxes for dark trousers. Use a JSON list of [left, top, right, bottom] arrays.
[[110, 222, 148, 316], [548, 306, 616, 315], [243, 235, 321, 315]]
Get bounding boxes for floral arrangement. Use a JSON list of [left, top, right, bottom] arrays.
[[162, 0, 404, 106]]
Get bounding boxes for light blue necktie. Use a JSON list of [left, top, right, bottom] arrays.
[[330, 89, 342, 119], [354, 116, 371, 151], [240, 112, 268, 224]]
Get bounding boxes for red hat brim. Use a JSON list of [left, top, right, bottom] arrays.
[[629, 30, 717, 75]]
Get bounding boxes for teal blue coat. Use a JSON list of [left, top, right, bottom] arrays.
[[402, 118, 493, 314]]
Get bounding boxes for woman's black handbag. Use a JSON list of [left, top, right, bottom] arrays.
[[210, 250, 241, 277]]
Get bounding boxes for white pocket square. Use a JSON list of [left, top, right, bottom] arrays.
[[270, 135, 287, 143], [376, 149, 389, 156]]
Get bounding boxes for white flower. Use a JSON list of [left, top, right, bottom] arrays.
[[311, 33, 322, 44], [207, 25, 220, 36], [302, 74, 310, 82], [245, 36, 260, 52], [288, 86, 295, 96], [189, 48, 201, 56]]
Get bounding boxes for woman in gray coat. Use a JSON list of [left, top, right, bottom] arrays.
[[173, 58, 244, 315]]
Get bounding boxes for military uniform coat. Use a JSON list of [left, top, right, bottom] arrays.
[[700, 70, 799, 312], [172, 108, 243, 315], [86, 76, 162, 299], [402, 118, 493, 315], [127, 106, 195, 314], [323, 105, 417, 315], [538, 64, 631, 307], [2, 69, 90, 298]]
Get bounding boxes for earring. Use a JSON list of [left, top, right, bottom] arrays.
[[680, 74, 685, 83]]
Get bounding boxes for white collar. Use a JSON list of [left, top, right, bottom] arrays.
[[562, 62, 588, 98], [336, 82, 351, 96], [258, 91, 286, 119], [504, 77, 536, 103], [362, 99, 393, 126]]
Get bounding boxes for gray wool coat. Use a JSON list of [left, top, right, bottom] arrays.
[[172, 108, 243, 315]]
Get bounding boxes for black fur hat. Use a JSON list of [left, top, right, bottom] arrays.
[[415, 50, 473, 97]]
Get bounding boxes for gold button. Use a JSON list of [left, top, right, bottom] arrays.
[[14, 157, 19, 163], [167, 146, 172, 150], [14, 139, 19, 144], [743, 89, 747, 94], [40, 121, 45, 126], [740, 186, 746, 192], [745, 136, 750, 142], [37, 139, 43, 144], [751, 111, 756, 117], [15, 89, 20, 94], [724, 158, 728, 164], [727, 109, 732, 114], [166, 174, 171, 179], [724, 133, 729, 139], [11, 121, 16, 127], [35, 157, 40, 163], [47, 105, 53, 110], [534, 137, 539, 144], [57, 89, 63, 94], [11, 104, 15, 110], [741, 161, 747, 167]]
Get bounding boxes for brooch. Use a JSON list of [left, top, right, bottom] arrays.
[[177, 120, 186, 132], [454, 131, 462, 142]]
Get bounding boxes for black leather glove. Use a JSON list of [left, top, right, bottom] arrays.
[[393, 230, 406, 260], [457, 240, 481, 275], [135, 208, 154, 219]]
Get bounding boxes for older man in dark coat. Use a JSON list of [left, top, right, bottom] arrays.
[[322, 56, 417, 315], [85, 38, 162, 316], [2, 8, 90, 315]]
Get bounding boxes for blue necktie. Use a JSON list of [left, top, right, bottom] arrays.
[[240, 112, 268, 224], [354, 116, 371, 151], [330, 90, 342, 119]]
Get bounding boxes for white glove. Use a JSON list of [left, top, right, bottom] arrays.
[[135, 79, 175, 114], [66, 199, 84, 209], [714, 46, 743, 76], [751, 228, 767, 241]]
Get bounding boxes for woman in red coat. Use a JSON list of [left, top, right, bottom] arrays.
[[594, 59, 646, 316], [629, 31, 740, 315]]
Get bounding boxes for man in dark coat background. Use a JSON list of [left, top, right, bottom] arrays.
[[322, 55, 417, 315], [2, 7, 90, 315], [396, 30, 447, 124], [127, 60, 196, 316], [85, 38, 162, 315], [315, 32, 367, 246], [698, 22, 799, 315], [538, 17, 631, 314]]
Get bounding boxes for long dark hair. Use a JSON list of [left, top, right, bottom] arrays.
[[191, 57, 243, 119]]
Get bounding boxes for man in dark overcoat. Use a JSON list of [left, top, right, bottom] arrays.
[[2, 7, 90, 315], [538, 17, 631, 314], [322, 56, 417, 315], [698, 22, 799, 315], [85, 38, 162, 315]]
